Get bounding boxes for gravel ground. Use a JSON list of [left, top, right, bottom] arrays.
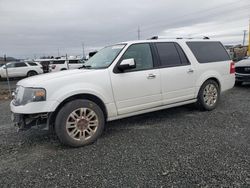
[[0, 85, 249, 187]]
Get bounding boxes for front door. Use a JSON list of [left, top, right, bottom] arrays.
[[110, 43, 162, 115]]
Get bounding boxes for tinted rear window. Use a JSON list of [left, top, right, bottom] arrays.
[[15, 62, 27, 67], [52, 60, 65, 64], [69, 60, 80, 64], [186, 41, 230, 63], [155, 42, 182, 67]]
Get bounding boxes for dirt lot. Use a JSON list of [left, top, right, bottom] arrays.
[[0, 80, 18, 100], [0, 85, 249, 187]]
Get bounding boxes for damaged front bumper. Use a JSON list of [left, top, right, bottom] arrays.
[[11, 112, 52, 131]]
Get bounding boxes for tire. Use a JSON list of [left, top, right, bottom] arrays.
[[55, 99, 105, 147], [61, 68, 67, 71], [196, 79, 220, 111], [235, 81, 243, 86], [27, 71, 38, 77]]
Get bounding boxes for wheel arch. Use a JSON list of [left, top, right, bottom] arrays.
[[204, 77, 221, 91], [27, 70, 38, 75], [196, 75, 221, 97], [49, 93, 108, 132]]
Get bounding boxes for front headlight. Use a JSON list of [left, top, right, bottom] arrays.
[[13, 86, 46, 106]]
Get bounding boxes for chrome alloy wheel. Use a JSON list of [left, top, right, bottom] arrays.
[[203, 84, 218, 106], [66, 108, 99, 141]]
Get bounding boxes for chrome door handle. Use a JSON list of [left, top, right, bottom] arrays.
[[187, 68, 194, 73], [147, 74, 156, 79]]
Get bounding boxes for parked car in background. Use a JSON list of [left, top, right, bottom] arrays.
[[34, 59, 53, 73], [235, 56, 250, 85], [0, 61, 43, 78], [11, 38, 235, 147], [50, 57, 85, 72]]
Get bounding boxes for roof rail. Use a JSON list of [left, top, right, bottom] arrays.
[[148, 36, 210, 40]]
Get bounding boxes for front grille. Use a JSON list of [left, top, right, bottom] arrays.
[[235, 66, 250, 74]]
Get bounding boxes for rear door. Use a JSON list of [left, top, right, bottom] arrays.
[[154, 42, 196, 105]]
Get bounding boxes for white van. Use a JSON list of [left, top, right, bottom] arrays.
[[50, 58, 85, 72]]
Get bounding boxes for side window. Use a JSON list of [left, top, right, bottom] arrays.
[[15, 62, 27, 67], [155, 42, 182, 67], [186, 41, 230, 63], [121, 43, 153, 71], [69, 60, 79, 64], [52, 60, 65, 64], [27, 62, 38, 66], [6, 63, 15, 68]]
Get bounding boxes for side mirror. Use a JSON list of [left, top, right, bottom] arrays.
[[2, 65, 6, 69], [118, 58, 136, 71]]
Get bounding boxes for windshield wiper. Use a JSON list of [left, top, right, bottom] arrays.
[[79, 65, 92, 69]]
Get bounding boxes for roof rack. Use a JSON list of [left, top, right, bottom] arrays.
[[148, 36, 210, 40]]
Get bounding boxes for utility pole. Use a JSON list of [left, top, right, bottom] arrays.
[[137, 26, 141, 40], [57, 48, 60, 57], [66, 53, 69, 69], [82, 42, 85, 59], [248, 19, 250, 56], [4, 54, 12, 98], [243, 30, 247, 46]]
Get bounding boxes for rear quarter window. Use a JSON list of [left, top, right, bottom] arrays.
[[27, 62, 38, 66], [69, 60, 80, 64], [186, 41, 230, 63]]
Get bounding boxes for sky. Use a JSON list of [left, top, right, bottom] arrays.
[[0, 0, 249, 58]]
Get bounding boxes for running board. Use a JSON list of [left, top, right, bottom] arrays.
[[107, 99, 197, 121]]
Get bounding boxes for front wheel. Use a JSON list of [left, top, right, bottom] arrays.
[[196, 80, 220, 111], [55, 99, 105, 147]]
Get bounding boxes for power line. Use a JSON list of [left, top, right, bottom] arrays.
[[108, 1, 250, 41]]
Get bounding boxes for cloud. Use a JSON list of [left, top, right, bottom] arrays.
[[0, 0, 249, 58]]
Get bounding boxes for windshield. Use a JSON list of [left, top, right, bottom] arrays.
[[84, 44, 126, 69]]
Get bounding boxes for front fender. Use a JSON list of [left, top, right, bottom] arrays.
[[48, 83, 114, 111]]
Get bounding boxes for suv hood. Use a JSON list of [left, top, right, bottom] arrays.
[[17, 69, 94, 87], [236, 58, 250, 67]]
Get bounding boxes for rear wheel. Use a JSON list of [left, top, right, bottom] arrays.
[[55, 99, 105, 147], [27, 71, 38, 77], [196, 80, 220, 111]]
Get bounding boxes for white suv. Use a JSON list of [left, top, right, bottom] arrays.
[[10, 39, 235, 147], [0, 61, 43, 78], [50, 58, 85, 72]]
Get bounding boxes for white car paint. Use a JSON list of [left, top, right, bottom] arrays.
[[50, 58, 85, 72], [11, 39, 235, 121], [0, 62, 43, 78]]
